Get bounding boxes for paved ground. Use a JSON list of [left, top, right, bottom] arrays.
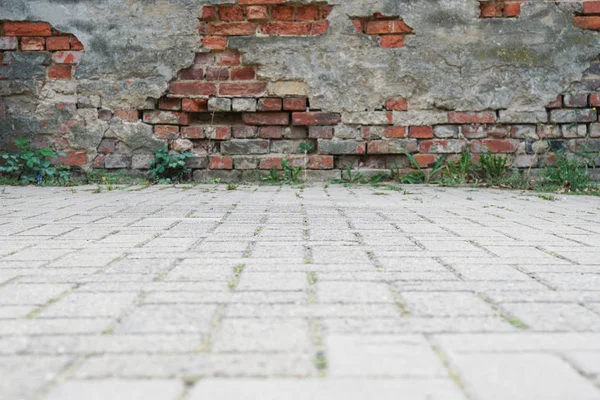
[[0, 184, 599, 399]]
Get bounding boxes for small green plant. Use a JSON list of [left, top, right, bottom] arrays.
[[536, 193, 556, 201], [260, 168, 280, 184], [226, 183, 237, 190], [298, 142, 314, 154], [541, 152, 590, 192], [331, 165, 363, 186], [281, 158, 302, 185], [0, 138, 71, 185], [149, 146, 194, 184], [400, 153, 446, 184], [444, 151, 474, 184], [478, 153, 509, 181]]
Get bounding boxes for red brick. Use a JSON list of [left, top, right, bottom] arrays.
[[52, 51, 84, 65], [207, 22, 257, 36], [47, 65, 72, 79], [219, 82, 267, 96], [219, 5, 244, 21], [158, 97, 181, 111], [4, 22, 52, 36], [202, 36, 227, 50], [503, 3, 521, 17], [471, 139, 520, 153], [311, 21, 329, 35], [208, 126, 232, 140], [412, 154, 437, 168], [283, 97, 307, 111], [409, 126, 434, 139], [56, 151, 87, 166], [246, 6, 269, 20], [178, 67, 204, 80], [385, 126, 407, 138], [385, 97, 408, 111], [210, 156, 233, 170], [352, 19, 364, 33], [169, 82, 217, 96], [365, 20, 413, 34], [243, 112, 289, 125], [154, 125, 180, 139], [230, 66, 256, 80], [308, 126, 333, 139], [70, 37, 84, 50], [590, 93, 600, 106], [584, 1, 600, 14], [216, 51, 241, 66], [201, 6, 218, 20], [181, 126, 205, 139], [309, 155, 334, 169], [270, 6, 295, 20], [259, 126, 284, 139], [258, 98, 283, 111], [182, 99, 208, 112], [380, 35, 405, 48], [205, 67, 230, 81], [297, 5, 319, 20], [547, 95, 563, 108], [574, 16, 600, 30], [260, 22, 312, 35], [480, 3, 503, 18], [194, 53, 214, 65], [292, 112, 341, 126], [233, 125, 258, 138], [98, 139, 116, 154], [20, 37, 45, 51], [259, 156, 283, 170], [448, 111, 496, 124], [46, 36, 70, 50]]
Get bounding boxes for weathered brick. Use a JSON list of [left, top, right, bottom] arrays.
[[283, 126, 307, 139], [460, 125, 487, 139], [293, 112, 341, 126], [550, 109, 597, 123], [504, 2, 521, 17], [208, 97, 232, 112], [448, 111, 496, 124], [154, 125, 180, 139], [158, 97, 181, 111], [271, 6, 295, 20], [259, 155, 284, 170], [181, 99, 208, 112], [342, 112, 390, 125], [513, 125, 538, 140], [207, 22, 257, 36], [230, 66, 256, 80], [56, 151, 87, 166], [179, 67, 204, 80], [259, 126, 284, 139], [367, 139, 418, 154], [260, 22, 312, 35], [283, 97, 307, 111], [115, 110, 139, 122], [104, 154, 130, 169], [419, 140, 468, 153], [181, 126, 205, 139], [564, 93, 588, 108], [219, 82, 267, 96], [480, 3, 503, 18], [365, 20, 413, 34], [47, 65, 72, 80], [143, 111, 189, 125], [169, 82, 217, 97], [385, 97, 408, 111], [234, 156, 260, 170], [205, 126, 231, 140], [308, 126, 334, 139], [0, 37, 18, 50], [393, 110, 448, 126], [205, 67, 230, 81], [52, 51, 84, 65], [171, 138, 193, 152], [214, 50, 241, 65], [433, 125, 458, 138], [46, 36, 70, 50], [233, 125, 258, 139], [20, 37, 45, 51], [546, 95, 563, 108], [471, 139, 520, 153], [361, 126, 386, 140], [309, 155, 334, 169], [311, 21, 329, 35], [242, 112, 289, 125], [318, 140, 366, 155], [221, 139, 270, 154], [232, 98, 257, 112], [334, 125, 360, 139], [562, 124, 588, 138], [498, 111, 548, 123], [409, 126, 434, 139], [132, 154, 156, 169], [574, 16, 600, 30], [201, 6, 218, 20], [258, 98, 282, 111], [412, 154, 437, 168], [384, 126, 407, 138], [4, 22, 52, 36], [202, 36, 227, 50], [380, 35, 405, 48], [218, 5, 244, 21], [246, 6, 269, 21], [209, 156, 234, 169], [584, 1, 600, 14]]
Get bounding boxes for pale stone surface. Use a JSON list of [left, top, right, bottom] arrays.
[[0, 185, 598, 399]]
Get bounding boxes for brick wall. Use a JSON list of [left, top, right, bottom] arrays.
[[1, 1, 600, 181]]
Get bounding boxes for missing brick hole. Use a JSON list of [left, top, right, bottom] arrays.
[[190, 112, 244, 125]]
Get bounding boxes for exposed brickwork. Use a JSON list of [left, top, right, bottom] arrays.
[[352, 13, 414, 48]]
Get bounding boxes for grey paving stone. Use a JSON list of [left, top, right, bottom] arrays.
[[115, 305, 217, 334], [0, 356, 72, 400], [0, 283, 73, 305], [40, 292, 138, 317], [43, 379, 184, 400], [236, 272, 308, 291], [317, 281, 395, 303], [187, 378, 466, 400], [500, 303, 600, 331], [400, 292, 497, 317], [451, 353, 600, 400], [326, 334, 447, 377]]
